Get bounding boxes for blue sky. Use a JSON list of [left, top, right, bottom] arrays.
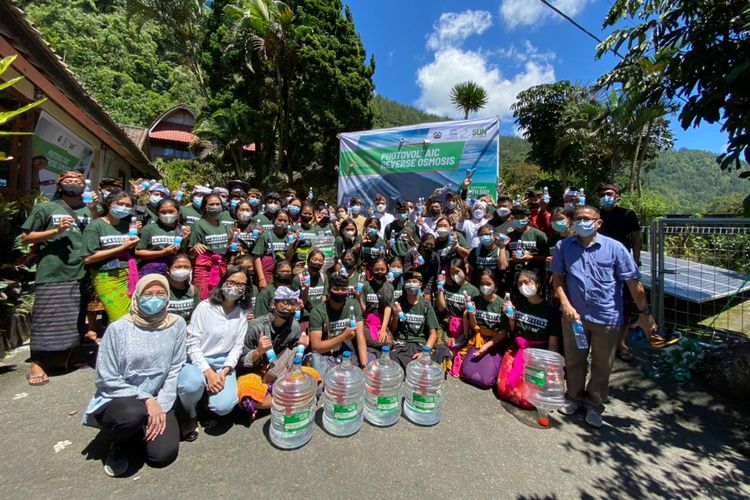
[[344, 0, 727, 153]]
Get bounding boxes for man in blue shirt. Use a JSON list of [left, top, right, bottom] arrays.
[[551, 206, 656, 428]]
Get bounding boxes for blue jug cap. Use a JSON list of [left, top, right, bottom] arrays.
[[342, 351, 352, 359], [422, 346, 431, 353], [382, 346, 391, 353]]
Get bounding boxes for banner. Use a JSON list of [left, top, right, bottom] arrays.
[[32, 111, 94, 197], [338, 117, 499, 207]]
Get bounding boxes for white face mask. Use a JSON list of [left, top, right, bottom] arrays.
[[237, 211, 252, 222], [519, 284, 537, 298], [480, 285, 494, 296], [436, 227, 451, 238], [473, 209, 485, 221], [452, 272, 464, 284], [496, 207, 511, 218], [170, 269, 191, 282], [344, 230, 356, 239], [159, 214, 177, 225], [376, 204, 386, 213]]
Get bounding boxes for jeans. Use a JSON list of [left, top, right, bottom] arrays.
[[177, 356, 238, 418]]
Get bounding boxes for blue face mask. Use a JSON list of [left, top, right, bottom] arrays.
[[230, 199, 240, 209], [390, 268, 403, 278], [479, 235, 494, 246], [367, 227, 379, 238], [193, 196, 203, 209], [600, 195, 616, 208], [249, 197, 261, 207], [574, 220, 598, 237], [288, 205, 301, 216], [552, 220, 569, 233], [399, 213, 408, 221], [139, 296, 168, 316], [350, 205, 361, 215], [513, 219, 529, 229], [110, 205, 133, 220], [149, 195, 162, 206]]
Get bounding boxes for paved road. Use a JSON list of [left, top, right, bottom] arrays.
[[0, 345, 748, 499]]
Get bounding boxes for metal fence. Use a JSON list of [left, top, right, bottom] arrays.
[[645, 218, 750, 346]]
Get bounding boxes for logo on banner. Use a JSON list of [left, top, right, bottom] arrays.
[[432, 131, 442, 139]]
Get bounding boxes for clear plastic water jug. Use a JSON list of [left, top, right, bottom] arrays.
[[269, 357, 317, 449], [312, 234, 336, 271], [403, 346, 444, 426], [522, 348, 566, 427], [323, 351, 366, 436], [364, 346, 404, 427]]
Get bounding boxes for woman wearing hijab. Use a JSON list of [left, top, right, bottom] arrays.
[[82, 274, 186, 477]]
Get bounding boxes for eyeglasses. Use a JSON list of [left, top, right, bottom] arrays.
[[406, 280, 421, 286], [142, 292, 168, 299], [574, 217, 596, 223], [275, 300, 297, 307], [225, 279, 247, 287]]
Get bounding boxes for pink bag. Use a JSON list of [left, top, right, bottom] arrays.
[[446, 316, 465, 378], [365, 313, 383, 341]]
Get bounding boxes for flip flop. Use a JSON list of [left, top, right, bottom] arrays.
[[28, 373, 49, 386], [616, 347, 634, 361]]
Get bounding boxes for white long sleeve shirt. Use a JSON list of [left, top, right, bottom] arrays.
[[457, 217, 487, 249], [186, 300, 248, 372]]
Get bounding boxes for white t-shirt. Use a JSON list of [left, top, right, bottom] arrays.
[[374, 212, 395, 239], [186, 300, 248, 372], [457, 217, 488, 248]]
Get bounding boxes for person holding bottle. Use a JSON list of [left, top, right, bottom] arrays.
[[140, 183, 170, 225], [181, 186, 212, 227], [82, 274, 186, 477], [292, 250, 328, 332], [360, 217, 386, 271], [336, 248, 364, 296], [82, 190, 141, 322], [467, 224, 510, 290], [290, 201, 317, 274], [189, 193, 231, 299], [254, 260, 294, 317], [256, 191, 283, 232], [334, 218, 361, 259], [232, 200, 261, 257], [404, 234, 440, 301], [233, 254, 260, 316], [356, 257, 394, 354], [372, 193, 394, 239], [508, 205, 549, 294], [136, 198, 191, 276], [433, 216, 470, 274], [388, 256, 405, 301], [251, 208, 297, 288], [384, 201, 419, 261], [21, 170, 99, 385], [177, 267, 252, 440], [166, 253, 200, 323]]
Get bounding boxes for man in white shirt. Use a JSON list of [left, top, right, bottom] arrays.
[[456, 200, 488, 248], [373, 193, 395, 239]]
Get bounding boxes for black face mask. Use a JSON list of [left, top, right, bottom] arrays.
[[421, 246, 434, 256], [60, 184, 84, 197], [301, 215, 314, 224], [328, 292, 347, 304], [373, 272, 386, 282], [430, 209, 440, 217], [308, 262, 323, 272], [276, 273, 293, 285], [343, 260, 355, 269], [275, 309, 293, 319]]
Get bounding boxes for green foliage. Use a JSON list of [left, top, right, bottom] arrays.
[[0, 56, 47, 134], [154, 158, 220, 192], [707, 193, 746, 215], [449, 81, 488, 120], [372, 95, 447, 128], [618, 189, 669, 223]]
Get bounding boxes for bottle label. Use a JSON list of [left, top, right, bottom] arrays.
[[376, 394, 400, 413], [412, 392, 435, 411], [524, 367, 546, 388], [333, 403, 358, 421], [283, 410, 311, 432]]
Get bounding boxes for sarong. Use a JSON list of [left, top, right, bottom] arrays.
[[91, 268, 131, 322], [194, 253, 226, 300], [30, 280, 86, 352]]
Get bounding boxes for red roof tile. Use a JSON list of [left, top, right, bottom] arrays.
[[149, 129, 199, 144]]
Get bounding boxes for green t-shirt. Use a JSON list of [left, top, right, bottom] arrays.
[[180, 205, 201, 226], [360, 238, 386, 265], [20, 201, 93, 283], [189, 219, 228, 254], [384, 220, 418, 259], [334, 235, 361, 259], [252, 229, 290, 260], [309, 299, 362, 355], [254, 284, 276, 316], [468, 244, 508, 284], [291, 223, 317, 263], [440, 282, 480, 318], [363, 279, 394, 315], [393, 296, 439, 344], [137, 221, 183, 250], [474, 295, 507, 332], [435, 232, 466, 265], [257, 213, 274, 232], [312, 224, 334, 237], [81, 217, 132, 271], [512, 296, 561, 347], [168, 285, 201, 322], [292, 273, 327, 316], [219, 210, 236, 229]]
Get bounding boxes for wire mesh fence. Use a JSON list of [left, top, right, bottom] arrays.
[[645, 218, 750, 347]]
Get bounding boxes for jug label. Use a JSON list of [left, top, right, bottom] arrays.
[[412, 393, 435, 411], [333, 403, 358, 421], [376, 394, 400, 412], [283, 410, 311, 431], [524, 367, 546, 388]]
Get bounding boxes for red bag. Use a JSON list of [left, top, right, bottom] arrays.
[[496, 349, 534, 410]]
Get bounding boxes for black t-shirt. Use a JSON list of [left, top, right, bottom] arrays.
[[511, 296, 561, 348], [599, 206, 640, 251]]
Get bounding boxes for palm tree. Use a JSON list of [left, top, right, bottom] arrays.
[[450, 81, 488, 120], [193, 102, 255, 179]]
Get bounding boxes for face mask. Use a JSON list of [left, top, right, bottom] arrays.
[[446, 201, 457, 210], [404, 283, 421, 295], [436, 228, 451, 238], [288, 205, 301, 216], [230, 199, 240, 209], [344, 230, 356, 239], [139, 296, 168, 315], [376, 204, 386, 213], [266, 203, 280, 214], [574, 220, 598, 237], [308, 262, 323, 272], [552, 220, 569, 233], [170, 269, 191, 282], [220, 198, 228, 208], [350, 205, 362, 215], [473, 209, 485, 221], [390, 268, 403, 279], [430, 208, 440, 217], [373, 272, 386, 281], [274, 222, 288, 231], [513, 219, 529, 229], [328, 292, 347, 304], [519, 284, 537, 298], [222, 285, 244, 300], [101, 190, 111, 199], [342, 260, 355, 269], [159, 214, 177, 225], [301, 215, 313, 224], [109, 205, 132, 219], [275, 309, 294, 319], [452, 272, 465, 284], [496, 207, 511, 218], [237, 211, 252, 222], [249, 197, 261, 207], [399, 213, 408, 221], [206, 205, 223, 215], [337, 212, 347, 220], [479, 235, 494, 246], [149, 195, 163, 206], [600, 195, 616, 208], [480, 285, 494, 296], [192, 196, 203, 209], [367, 227, 379, 238], [276, 273, 293, 285], [60, 184, 84, 197]]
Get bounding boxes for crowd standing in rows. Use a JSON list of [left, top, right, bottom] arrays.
[[21, 170, 656, 476]]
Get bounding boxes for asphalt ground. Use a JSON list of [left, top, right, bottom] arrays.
[[0, 344, 748, 499]]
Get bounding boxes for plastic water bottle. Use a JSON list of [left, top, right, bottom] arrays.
[[515, 244, 524, 259], [128, 216, 138, 238], [543, 186, 550, 204], [175, 182, 186, 202], [389, 235, 396, 248], [295, 342, 305, 358], [139, 179, 155, 191], [437, 271, 445, 291], [379, 245, 385, 256], [349, 306, 357, 329], [82, 179, 93, 204], [573, 320, 589, 349], [266, 347, 277, 363], [417, 253, 425, 265], [307, 187, 314, 200], [448, 234, 454, 246], [356, 275, 365, 294], [252, 219, 260, 239], [287, 232, 296, 244], [302, 265, 311, 287], [338, 259, 348, 278], [578, 188, 586, 206], [503, 292, 514, 318], [364, 346, 404, 427], [403, 346, 444, 426], [298, 231, 305, 241], [294, 309, 302, 321], [269, 357, 317, 449], [230, 232, 239, 252], [522, 348, 566, 427], [173, 225, 184, 246], [464, 291, 475, 313], [322, 351, 366, 436], [397, 305, 406, 322]]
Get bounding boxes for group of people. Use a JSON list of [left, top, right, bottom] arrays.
[[21, 170, 657, 477]]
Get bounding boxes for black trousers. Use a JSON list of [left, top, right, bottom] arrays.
[[95, 397, 179, 467]]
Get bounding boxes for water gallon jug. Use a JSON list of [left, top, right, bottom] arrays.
[[403, 346, 445, 426], [269, 357, 318, 449], [323, 351, 366, 436], [521, 348, 566, 427], [364, 346, 404, 427]]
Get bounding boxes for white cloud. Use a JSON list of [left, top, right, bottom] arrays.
[[426, 10, 493, 50], [499, 0, 592, 29], [416, 10, 556, 120]]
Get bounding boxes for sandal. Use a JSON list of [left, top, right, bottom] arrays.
[[616, 347, 634, 362], [28, 373, 49, 386]]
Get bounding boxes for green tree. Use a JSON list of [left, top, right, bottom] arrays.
[[193, 102, 255, 179], [449, 81, 488, 120]]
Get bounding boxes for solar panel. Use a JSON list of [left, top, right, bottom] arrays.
[[640, 253, 750, 303]]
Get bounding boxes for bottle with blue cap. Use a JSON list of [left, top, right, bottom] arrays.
[[82, 179, 93, 204], [128, 216, 138, 238], [251, 219, 261, 240], [355, 275, 365, 295], [294, 308, 302, 321], [338, 259, 348, 278], [269, 356, 317, 449], [323, 351, 366, 436], [543, 186, 550, 204], [139, 178, 155, 191], [230, 232, 239, 253], [349, 305, 357, 329], [403, 346, 445, 426], [578, 188, 586, 206], [302, 265, 311, 287], [287, 232, 296, 245], [175, 182, 186, 202], [266, 346, 277, 363], [173, 225, 184, 246], [572, 319, 588, 349], [364, 345, 404, 427]]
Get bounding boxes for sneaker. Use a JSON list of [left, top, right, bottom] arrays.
[[585, 409, 603, 428], [558, 401, 580, 416], [103, 444, 128, 477]]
